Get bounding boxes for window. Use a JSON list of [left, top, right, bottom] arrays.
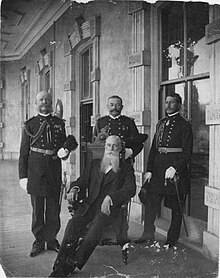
[[162, 2, 209, 81], [40, 68, 50, 93], [80, 45, 93, 172], [20, 69, 30, 122], [160, 2, 210, 222], [81, 46, 93, 100]]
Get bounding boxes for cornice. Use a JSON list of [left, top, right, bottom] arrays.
[[1, 0, 70, 61]]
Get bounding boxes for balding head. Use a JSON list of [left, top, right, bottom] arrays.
[[105, 135, 122, 153]]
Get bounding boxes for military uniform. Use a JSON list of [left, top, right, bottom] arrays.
[[142, 113, 193, 245], [19, 113, 67, 248], [93, 115, 145, 157]]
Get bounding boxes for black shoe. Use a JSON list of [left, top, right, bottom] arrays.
[[144, 239, 156, 248], [67, 266, 76, 277], [47, 240, 60, 252], [48, 266, 66, 277], [49, 264, 76, 277], [163, 241, 177, 250], [30, 241, 45, 257]]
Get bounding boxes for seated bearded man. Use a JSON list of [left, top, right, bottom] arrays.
[[49, 135, 136, 277]]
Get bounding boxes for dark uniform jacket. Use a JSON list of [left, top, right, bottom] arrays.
[[147, 113, 193, 195], [93, 115, 144, 157], [70, 158, 136, 217], [19, 114, 67, 197]]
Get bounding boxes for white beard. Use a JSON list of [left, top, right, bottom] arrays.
[[100, 152, 120, 173]]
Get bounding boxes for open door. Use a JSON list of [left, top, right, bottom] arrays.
[[80, 102, 93, 173]]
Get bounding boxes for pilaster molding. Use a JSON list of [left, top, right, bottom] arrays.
[[36, 51, 52, 74], [203, 231, 219, 261], [128, 110, 151, 126], [90, 114, 101, 127], [91, 114, 101, 127], [44, 52, 53, 67], [90, 16, 101, 39], [205, 18, 220, 45], [64, 38, 72, 57], [65, 116, 76, 128], [135, 171, 144, 187], [0, 79, 4, 89], [91, 68, 100, 82], [128, 1, 150, 14], [19, 67, 29, 84], [69, 152, 76, 164], [64, 80, 75, 91], [128, 50, 151, 68], [204, 186, 219, 210]]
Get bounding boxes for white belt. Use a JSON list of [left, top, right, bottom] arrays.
[[30, 147, 54, 155]]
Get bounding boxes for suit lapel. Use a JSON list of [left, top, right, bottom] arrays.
[[104, 168, 121, 185]]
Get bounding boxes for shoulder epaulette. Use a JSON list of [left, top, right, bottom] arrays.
[[121, 115, 135, 121], [53, 115, 66, 122], [159, 116, 167, 122], [98, 115, 108, 120], [24, 116, 36, 124]]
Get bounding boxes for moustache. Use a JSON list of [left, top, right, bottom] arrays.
[[110, 109, 119, 112], [105, 151, 119, 156], [39, 104, 52, 108]]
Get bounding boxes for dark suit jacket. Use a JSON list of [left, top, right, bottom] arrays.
[[147, 113, 193, 195], [19, 114, 67, 197], [70, 158, 136, 216]]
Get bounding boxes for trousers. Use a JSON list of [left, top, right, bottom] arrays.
[[30, 194, 60, 244], [143, 191, 185, 243], [54, 203, 117, 270]]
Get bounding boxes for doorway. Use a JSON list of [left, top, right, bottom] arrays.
[[80, 102, 93, 173]]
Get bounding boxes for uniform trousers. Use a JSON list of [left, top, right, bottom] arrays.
[[144, 191, 185, 243], [30, 194, 60, 245]]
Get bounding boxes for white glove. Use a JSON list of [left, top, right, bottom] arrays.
[[165, 166, 176, 180], [101, 195, 113, 216], [57, 148, 69, 159], [19, 178, 28, 192], [144, 172, 152, 183], [67, 187, 79, 202]]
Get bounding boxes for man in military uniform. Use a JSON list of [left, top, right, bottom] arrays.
[[93, 95, 146, 157], [135, 92, 193, 248], [19, 91, 77, 257]]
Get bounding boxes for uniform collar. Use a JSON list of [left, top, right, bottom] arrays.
[[109, 114, 122, 119], [167, 111, 179, 118], [38, 112, 51, 117]]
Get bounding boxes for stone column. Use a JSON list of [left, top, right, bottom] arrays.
[[128, 1, 151, 223], [203, 7, 220, 261], [0, 78, 4, 160], [63, 20, 82, 182]]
